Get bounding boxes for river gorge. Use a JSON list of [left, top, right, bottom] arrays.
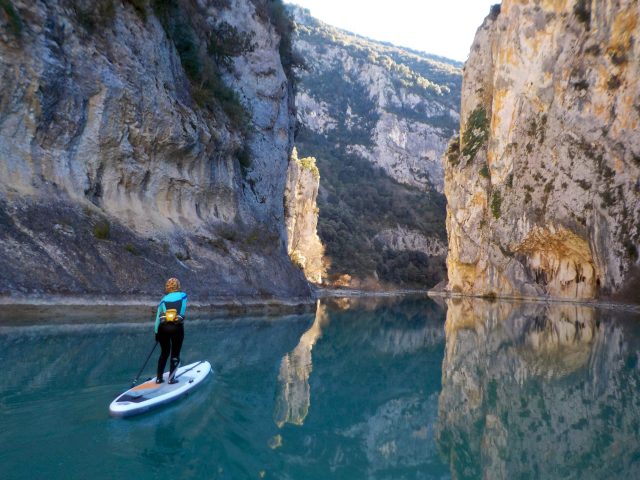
[[2, 297, 639, 479]]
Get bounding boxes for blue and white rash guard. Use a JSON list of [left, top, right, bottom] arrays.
[[154, 291, 188, 333]]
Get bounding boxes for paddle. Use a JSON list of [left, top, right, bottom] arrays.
[[130, 341, 158, 388]]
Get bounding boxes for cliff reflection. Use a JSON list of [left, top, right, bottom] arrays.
[[274, 302, 328, 427], [437, 298, 640, 480]]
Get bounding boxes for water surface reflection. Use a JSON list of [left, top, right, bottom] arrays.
[[1, 297, 639, 479], [437, 298, 640, 479]]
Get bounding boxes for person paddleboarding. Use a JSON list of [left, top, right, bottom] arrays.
[[110, 278, 211, 418], [155, 277, 188, 384]]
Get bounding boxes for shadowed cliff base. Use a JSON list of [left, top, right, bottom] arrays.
[[0, 198, 311, 299]]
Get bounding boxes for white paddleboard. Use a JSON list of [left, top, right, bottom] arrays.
[[109, 360, 212, 418]]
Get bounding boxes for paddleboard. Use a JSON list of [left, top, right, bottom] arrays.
[[109, 360, 212, 418]]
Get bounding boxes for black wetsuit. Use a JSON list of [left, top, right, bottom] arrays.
[[154, 291, 188, 382]]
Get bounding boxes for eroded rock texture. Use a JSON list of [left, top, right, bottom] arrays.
[[437, 298, 640, 479], [284, 148, 325, 283], [0, 0, 310, 298], [445, 1, 640, 300]]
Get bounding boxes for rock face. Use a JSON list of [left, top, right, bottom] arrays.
[[0, 0, 310, 298], [374, 227, 448, 258], [292, 8, 460, 193], [291, 6, 460, 287], [437, 298, 640, 478], [284, 148, 325, 283], [445, 1, 640, 300]]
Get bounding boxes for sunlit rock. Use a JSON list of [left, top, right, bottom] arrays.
[[284, 148, 326, 283], [444, 1, 640, 300]]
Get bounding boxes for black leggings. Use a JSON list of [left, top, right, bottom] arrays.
[[157, 322, 184, 380]]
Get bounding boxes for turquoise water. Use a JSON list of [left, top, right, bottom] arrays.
[[1, 297, 639, 479]]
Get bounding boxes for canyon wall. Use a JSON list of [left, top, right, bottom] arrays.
[[0, 0, 310, 298], [445, 0, 640, 300], [292, 6, 460, 287]]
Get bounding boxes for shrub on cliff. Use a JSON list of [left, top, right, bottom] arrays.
[[208, 22, 256, 68], [93, 220, 111, 240], [251, 0, 303, 80], [299, 157, 320, 180], [462, 106, 489, 162], [153, 0, 251, 136], [446, 135, 461, 166], [490, 190, 502, 219]]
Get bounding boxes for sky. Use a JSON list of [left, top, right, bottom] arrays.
[[287, 0, 499, 62]]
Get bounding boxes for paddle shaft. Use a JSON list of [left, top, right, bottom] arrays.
[[131, 341, 158, 387]]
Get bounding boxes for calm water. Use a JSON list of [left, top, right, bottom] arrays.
[[1, 297, 640, 479]]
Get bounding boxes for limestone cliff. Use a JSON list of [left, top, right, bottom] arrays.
[[284, 147, 325, 283], [292, 7, 460, 192], [291, 6, 460, 287], [445, 1, 640, 300], [0, 0, 310, 298]]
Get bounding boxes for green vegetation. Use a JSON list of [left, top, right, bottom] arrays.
[[152, 0, 252, 137], [479, 165, 490, 179], [607, 75, 622, 90], [125, 243, 140, 255], [377, 250, 445, 287], [208, 22, 256, 68], [93, 220, 111, 240], [446, 135, 461, 166], [297, 126, 447, 288], [490, 190, 502, 219], [527, 114, 547, 144], [462, 106, 489, 162], [300, 65, 379, 146], [252, 0, 302, 81], [294, 6, 462, 110], [0, 0, 22, 36], [299, 156, 320, 180], [544, 181, 554, 194], [576, 179, 591, 190], [291, 9, 461, 288]]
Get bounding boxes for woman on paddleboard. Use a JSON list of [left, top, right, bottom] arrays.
[[155, 278, 188, 384]]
